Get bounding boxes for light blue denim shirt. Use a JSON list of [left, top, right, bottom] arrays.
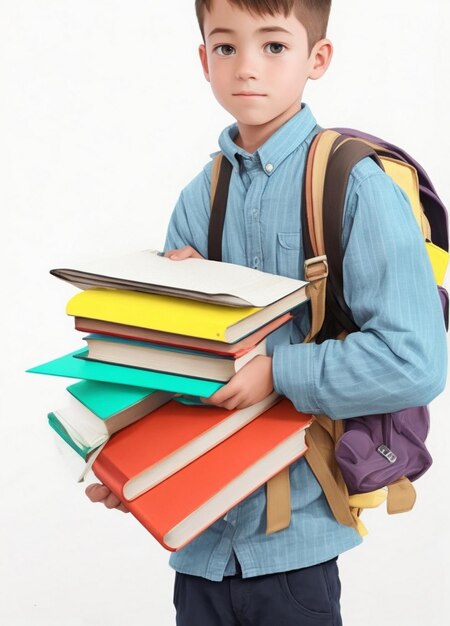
[[164, 104, 447, 581]]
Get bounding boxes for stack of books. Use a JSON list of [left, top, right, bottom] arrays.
[[28, 249, 313, 550]]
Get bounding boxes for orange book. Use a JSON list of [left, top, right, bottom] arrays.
[[92, 393, 280, 494], [92, 398, 312, 551]]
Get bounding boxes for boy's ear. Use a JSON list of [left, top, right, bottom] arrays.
[[199, 44, 210, 82], [308, 38, 333, 80]]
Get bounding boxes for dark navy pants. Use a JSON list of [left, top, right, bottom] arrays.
[[173, 557, 342, 626]]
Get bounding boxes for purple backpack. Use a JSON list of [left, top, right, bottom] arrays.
[[208, 127, 448, 499], [313, 129, 449, 495]]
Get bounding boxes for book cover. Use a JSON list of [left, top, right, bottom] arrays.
[[92, 398, 313, 551], [51, 249, 308, 307], [104, 391, 279, 496], [66, 288, 305, 342], [74, 312, 293, 356], [27, 349, 223, 397], [66, 380, 173, 424]]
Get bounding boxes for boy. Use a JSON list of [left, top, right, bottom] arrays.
[[86, 1, 447, 624]]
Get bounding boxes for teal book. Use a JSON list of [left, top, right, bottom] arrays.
[[48, 411, 92, 459], [47, 381, 173, 459], [27, 349, 224, 397], [66, 380, 169, 419]]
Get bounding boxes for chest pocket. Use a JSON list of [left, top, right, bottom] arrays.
[[276, 232, 303, 279]]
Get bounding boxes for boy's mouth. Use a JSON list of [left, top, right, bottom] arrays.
[[233, 92, 266, 97]]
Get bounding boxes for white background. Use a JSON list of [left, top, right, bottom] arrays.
[[1, 1, 449, 625]]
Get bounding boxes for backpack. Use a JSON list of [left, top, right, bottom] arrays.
[[208, 128, 449, 532], [301, 129, 448, 497]]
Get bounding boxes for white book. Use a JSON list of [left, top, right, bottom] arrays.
[[83, 334, 268, 382], [50, 249, 308, 307]]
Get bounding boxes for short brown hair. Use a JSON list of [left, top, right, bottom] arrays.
[[195, 0, 332, 53]]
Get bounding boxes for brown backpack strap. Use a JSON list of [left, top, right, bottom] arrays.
[[208, 154, 232, 262], [303, 131, 340, 343], [265, 466, 291, 533], [304, 418, 358, 528], [301, 131, 385, 528], [322, 138, 383, 333], [386, 477, 417, 513], [304, 131, 341, 258]]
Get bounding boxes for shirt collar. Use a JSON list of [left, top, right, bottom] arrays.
[[216, 103, 318, 175]]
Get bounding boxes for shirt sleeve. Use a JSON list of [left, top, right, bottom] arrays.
[[272, 165, 448, 419], [163, 166, 212, 257]]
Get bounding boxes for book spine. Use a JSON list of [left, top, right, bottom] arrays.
[[92, 454, 129, 501]]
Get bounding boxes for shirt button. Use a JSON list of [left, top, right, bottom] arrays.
[[253, 256, 260, 268], [252, 208, 259, 217], [265, 163, 274, 173]]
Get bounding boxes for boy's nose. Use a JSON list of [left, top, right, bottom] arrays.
[[235, 56, 258, 81]]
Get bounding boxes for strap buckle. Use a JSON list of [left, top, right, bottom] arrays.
[[304, 255, 329, 281]]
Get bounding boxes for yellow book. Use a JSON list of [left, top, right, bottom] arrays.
[[67, 288, 307, 343]]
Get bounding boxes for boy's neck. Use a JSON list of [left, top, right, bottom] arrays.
[[234, 101, 302, 153]]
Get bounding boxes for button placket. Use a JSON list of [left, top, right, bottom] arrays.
[[239, 156, 267, 273]]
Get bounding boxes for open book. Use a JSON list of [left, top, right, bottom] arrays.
[[51, 249, 308, 307]]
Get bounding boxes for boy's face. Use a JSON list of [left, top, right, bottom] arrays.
[[199, 0, 328, 140]]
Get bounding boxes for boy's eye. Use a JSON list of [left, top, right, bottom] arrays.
[[215, 44, 236, 56], [264, 42, 286, 54]]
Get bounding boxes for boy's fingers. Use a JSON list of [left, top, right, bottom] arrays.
[[204, 383, 243, 410], [163, 248, 177, 258], [164, 246, 204, 260], [85, 483, 110, 502], [207, 385, 234, 406], [85, 483, 129, 513], [103, 492, 126, 510]]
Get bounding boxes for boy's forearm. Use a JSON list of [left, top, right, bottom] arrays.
[[272, 323, 446, 420]]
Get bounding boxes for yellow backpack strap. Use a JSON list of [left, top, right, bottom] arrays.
[[348, 489, 388, 536]]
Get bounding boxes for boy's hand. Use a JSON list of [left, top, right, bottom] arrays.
[[164, 246, 204, 260], [203, 355, 274, 410], [85, 483, 129, 513], [164, 247, 274, 408]]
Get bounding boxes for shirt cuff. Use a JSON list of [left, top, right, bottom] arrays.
[[272, 343, 322, 416]]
